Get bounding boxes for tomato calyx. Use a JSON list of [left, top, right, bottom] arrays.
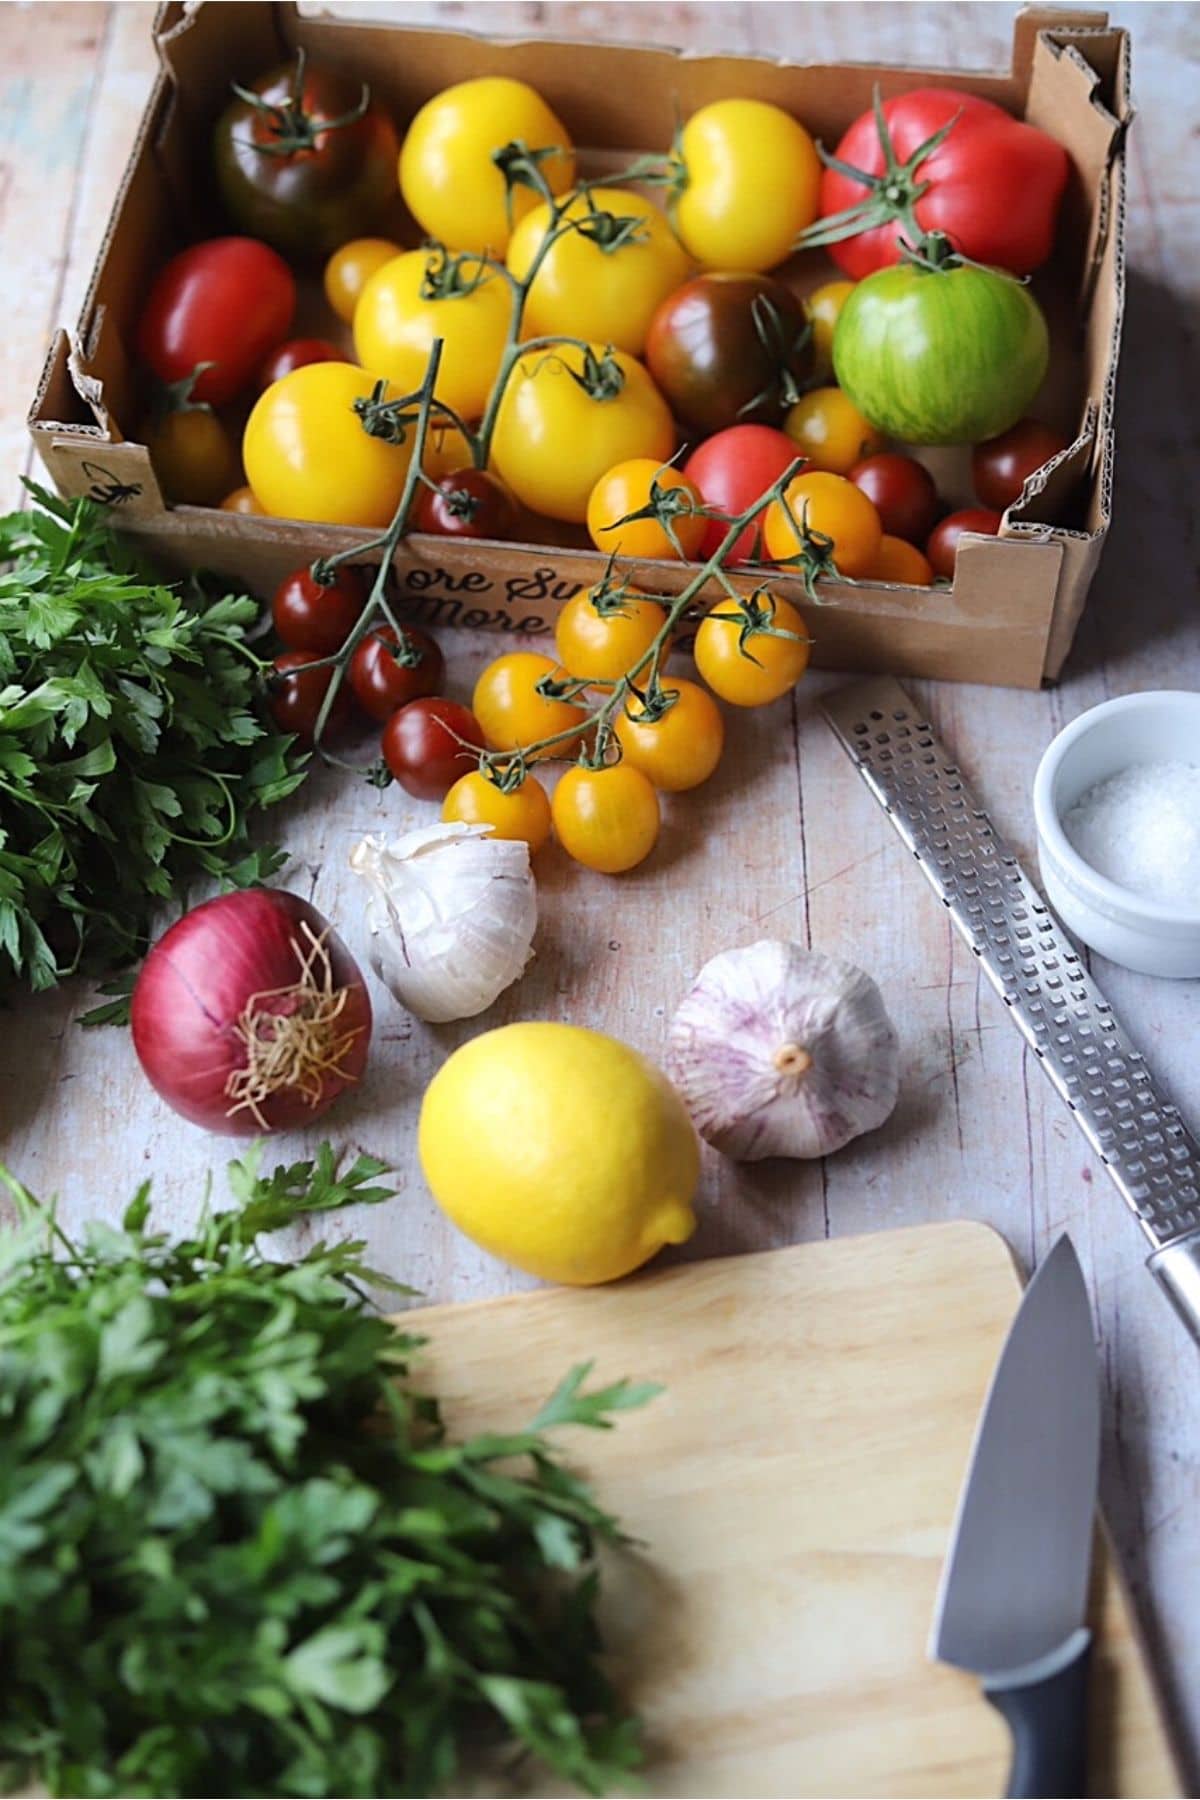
[[229, 48, 370, 157], [706, 587, 813, 666], [478, 754, 532, 796], [601, 465, 703, 542], [622, 672, 680, 727], [566, 192, 652, 256], [898, 229, 1013, 281], [743, 294, 814, 417], [352, 378, 421, 445], [797, 85, 962, 253], [764, 490, 842, 599], [492, 138, 564, 216], [419, 246, 495, 302], [153, 362, 217, 419]]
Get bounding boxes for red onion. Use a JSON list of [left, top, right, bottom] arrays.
[[131, 889, 372, 1135]]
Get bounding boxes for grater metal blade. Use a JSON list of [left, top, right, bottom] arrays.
[[822, 676, 1200, 1344]]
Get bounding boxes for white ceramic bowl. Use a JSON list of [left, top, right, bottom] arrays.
[[1033, 691, 1200, 979]]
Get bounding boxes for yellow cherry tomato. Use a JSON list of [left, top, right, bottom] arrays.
[[552, 763, 661, 874], [507, 187, 689, 356], [763, 470, 883, 577], [783, 386, 887, 475], [693, 591, 810, 707], [244, 363, 412, 528], [353, 249, 510, 421], [472, 652, 582, 759], [219, 484, 261, 514], [585, 458, 706, 561], [491, 343, 675, 524], [674, 99, 820, 272], [399, 77, 575, 254], [865, 534, 935, 587], [614, 679, 724, 792], [555, 583, 670, 683], [443, 768, 552, 853], [324, 237, 401, 324], [807, 279, 856, 378]]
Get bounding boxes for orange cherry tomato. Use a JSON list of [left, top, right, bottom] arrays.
[[614, 679, 724, 791], [783, 386, 886, 475], [806, 279, 856, 378], [324, 236, 401, 323], [554, 584, 670, 684], [865, 534, 934, 586], [472, 652, 583, 759], [551, 763, 661, 874], [763, 470, 882, 577], [585, 458, 707, 561], [442, 768, 552, 853], [692, 591, 810, 707], [220, 485, 261, 514]]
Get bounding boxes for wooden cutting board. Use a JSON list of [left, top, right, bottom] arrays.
[[405, 1221, 1179, 1798]]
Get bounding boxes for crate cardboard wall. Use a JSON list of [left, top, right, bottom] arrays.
[[29, 2, 1131, 689]]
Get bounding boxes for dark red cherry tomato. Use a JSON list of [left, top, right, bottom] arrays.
[[413, 468, 517, 540], [382, 698, 486, 800], [349, 625, 445, 723], [259, 337, 349, 388], [925, 507, 1002, 580], [272, 565, 366, 655], [971, 419, 1069, 512], [848, 452, 940, 545], [269, 651, 355, 744], [137, 238, 295, 405]]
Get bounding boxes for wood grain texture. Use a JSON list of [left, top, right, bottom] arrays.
[[0, 1, 1197, 1786], [409, 1223, 1178, 1798]]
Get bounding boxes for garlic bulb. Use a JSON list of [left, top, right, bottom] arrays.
[[348, 824, 537, 1023], [667, 939, 899, 1161]]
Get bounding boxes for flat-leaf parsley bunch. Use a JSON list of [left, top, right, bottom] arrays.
[[0, 1144, 657, 1798]]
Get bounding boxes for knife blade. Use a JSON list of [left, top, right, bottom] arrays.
[[931, 1234, 1100, 1798]]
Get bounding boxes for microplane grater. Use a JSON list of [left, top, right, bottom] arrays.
[[822, 676, 1200, 1345]]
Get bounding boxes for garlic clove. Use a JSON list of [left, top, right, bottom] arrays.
[[667, 939, 900, 1161]]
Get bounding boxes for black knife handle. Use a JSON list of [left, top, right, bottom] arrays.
[[984, 1628, 1092, 1798]]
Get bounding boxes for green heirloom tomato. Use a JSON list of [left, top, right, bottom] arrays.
[[832, 242, 1050, 446]]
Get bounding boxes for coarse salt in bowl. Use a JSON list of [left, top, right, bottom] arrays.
[[1033, 691, 1200, 978]]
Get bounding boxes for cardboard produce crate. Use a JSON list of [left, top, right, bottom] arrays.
[[28, 2, 1131, 689]]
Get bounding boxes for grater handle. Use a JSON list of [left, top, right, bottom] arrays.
[[1148, 1232, 1200, 1343]]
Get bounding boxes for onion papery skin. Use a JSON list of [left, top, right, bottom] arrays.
[[131, 889, 372, 1135]]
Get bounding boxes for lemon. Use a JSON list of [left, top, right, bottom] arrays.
[[418, 1023, 700, 1285]]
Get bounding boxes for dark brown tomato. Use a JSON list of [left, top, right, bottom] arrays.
[[413, 468, 517, 540], [269, 651, 355, 744], [971, 419, 1069, 512], [848, 452, 940, 546], [925, 507, 1002, 580], [381, 698, 487, 801], [214, 56, 401, 258], [272, 566, 366, 655], [349, 625, 445, 723], [645, 272, 814, 435]]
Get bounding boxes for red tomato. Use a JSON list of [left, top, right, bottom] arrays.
[[972, 418, 1069, 511], [848, 453, 940, 545], [382, 698, 486, 800], [413, 468, 517, 540], [138, 238, 295, 405], [269, 651, 354, 744], [272, 566, 366, 655], [817, 89, 1068, 280], [925, 507, 1002, 579], [349, 625, 445, 723], [683, 425, 801, 563], [258, 337, 349, 388]]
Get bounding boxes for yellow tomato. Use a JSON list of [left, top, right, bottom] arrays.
[[552, 763, 661, 874], [353, 249, 510, 421], [443, 768, 552, 853], [219, 484, 260, 514], [865, 534, 935, 587], [614, 679, 724, 791], [144, 408, 241, 507], [585, 458, 706, 561], [674, 99, 820, 271], [472, 652, 582, 759], [324, 237, 401, 324], [243, 363, 412, 528], [399, 77, 575, 254], [763, 470, 883, 577], [807, 279, 856, 378], [783, 386, 886, 475], [490, 343, 675, 523], [693, 591, 810, 707], [507, 187, 689, 356], [555, 583, 669, 683]]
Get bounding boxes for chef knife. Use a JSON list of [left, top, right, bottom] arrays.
[[930, 1234, 1100, 1799]]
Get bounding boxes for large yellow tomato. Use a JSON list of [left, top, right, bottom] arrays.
[[693, 591, 811, 707], [353, 249, 510, 420], [243, 363, 411, 528], [506, 187, 689, 355], [490, 344, 675, 523], [399, 77, 575, 255], [555, 583, 670, 683], [763, 470, 882, 576], [324, 237, 401, 324], [674, 99, 820, 271], [472, 652, 582, 759], [614, 678, 725, 791]]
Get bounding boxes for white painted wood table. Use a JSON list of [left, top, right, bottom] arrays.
[[1, 0, 1197, 1788]]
